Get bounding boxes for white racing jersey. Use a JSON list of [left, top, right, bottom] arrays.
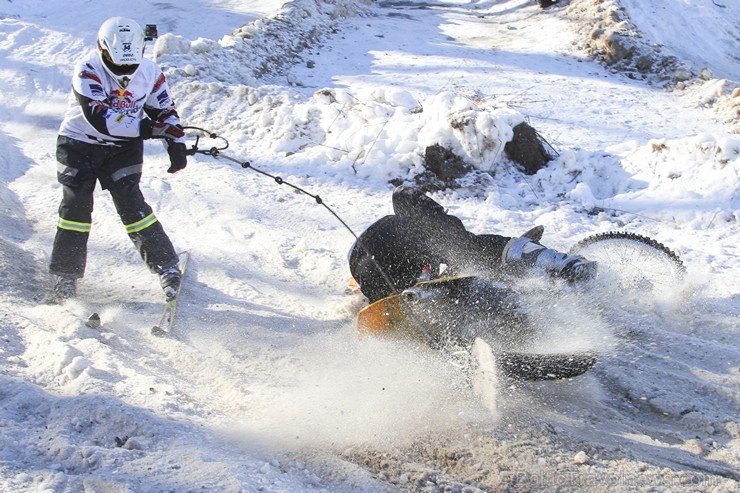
[[59, 51, 183, 146]]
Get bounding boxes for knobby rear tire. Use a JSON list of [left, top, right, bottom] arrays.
[[569, 231, 685, 293]]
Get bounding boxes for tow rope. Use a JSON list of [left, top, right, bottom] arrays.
[[182, 126, 358, 239]]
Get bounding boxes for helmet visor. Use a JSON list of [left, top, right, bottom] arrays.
[[100, 48, 139, 76]]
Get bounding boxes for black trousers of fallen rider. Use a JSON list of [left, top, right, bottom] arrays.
[[348, 187, 512, 303], [49, 136, 179, 279]]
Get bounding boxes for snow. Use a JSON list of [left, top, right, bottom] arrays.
[[0, 0, 738, 491], [619, 0, 740, 83]]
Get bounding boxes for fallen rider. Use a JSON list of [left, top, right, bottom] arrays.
[[348, 186, 597, 303]]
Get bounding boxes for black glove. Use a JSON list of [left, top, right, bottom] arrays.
[[167, 142, 188, 174], [140, 119, 185, 140]]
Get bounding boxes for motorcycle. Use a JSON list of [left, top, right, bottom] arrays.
[[355, 231, 686, 381]]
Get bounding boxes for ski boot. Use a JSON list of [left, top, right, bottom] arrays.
[[502, 237, 597, 283], [159, 266, 182, 300], [53, 275, 77, 300]]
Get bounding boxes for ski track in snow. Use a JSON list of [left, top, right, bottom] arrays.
[[0, 0, 738, 491]]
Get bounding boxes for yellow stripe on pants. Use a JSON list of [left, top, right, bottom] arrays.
[[57, 217, 91, 233], [125, 213, 158, 234]]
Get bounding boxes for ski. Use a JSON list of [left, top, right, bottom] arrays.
[[151, 251, 190, 337]]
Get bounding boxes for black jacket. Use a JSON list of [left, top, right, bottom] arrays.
[[349, 187, 510, 302]]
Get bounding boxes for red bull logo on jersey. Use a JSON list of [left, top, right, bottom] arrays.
[[111, 88, 133, 99], [107, 88, 142, 112]]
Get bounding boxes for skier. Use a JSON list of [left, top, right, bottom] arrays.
[[49, 17, 187, 301], [348, 186, 597, 303]]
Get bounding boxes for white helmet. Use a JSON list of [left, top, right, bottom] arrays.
[[97, 17, 145, 81]]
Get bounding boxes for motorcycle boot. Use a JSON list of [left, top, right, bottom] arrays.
[[502, 236, 597, 283]]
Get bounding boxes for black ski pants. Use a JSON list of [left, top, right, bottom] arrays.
[[49, 136, 178, 278]]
